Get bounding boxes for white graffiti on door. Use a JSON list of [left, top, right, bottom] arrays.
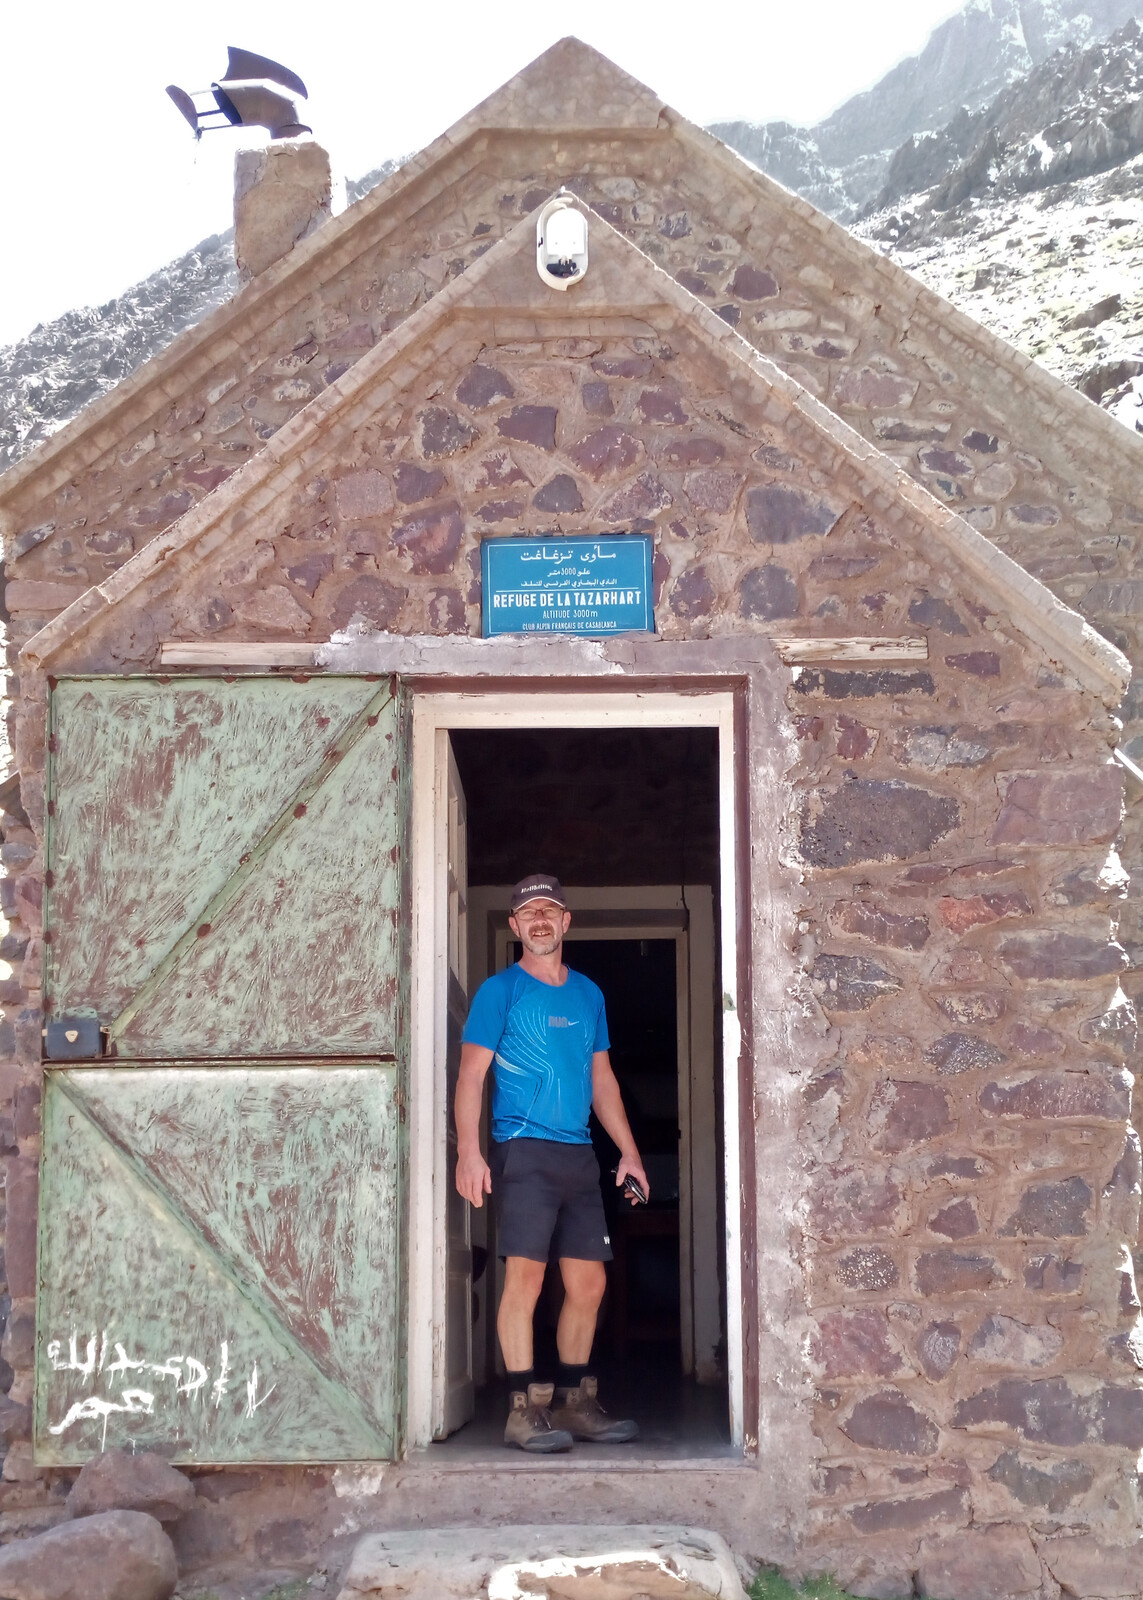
[[47, 1331, 277, 1448]]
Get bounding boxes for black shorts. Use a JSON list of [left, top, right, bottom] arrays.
[[490, 1138, 613, 1263]]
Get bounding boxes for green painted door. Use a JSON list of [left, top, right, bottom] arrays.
[[36, 1065, 399, 1464], [45, 676, 400, 1058], [36, 677, 405, 1464]]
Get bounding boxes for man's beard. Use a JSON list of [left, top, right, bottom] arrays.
[[519, 927, 561, 955]]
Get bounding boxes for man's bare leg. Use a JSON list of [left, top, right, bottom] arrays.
[[556, 1257, 606, 1363], [552, 1255, 637, 1442], [498, 1255, 547, 1371], [499, 1255, 572, 1452]]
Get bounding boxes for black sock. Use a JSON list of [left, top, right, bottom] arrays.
[[557, 1361, 590, 1392], [506, 1366, 535, 1395]]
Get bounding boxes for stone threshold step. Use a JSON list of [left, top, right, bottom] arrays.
[[335, 1523, 747, 1600], [395, 1454, 751, 1475]]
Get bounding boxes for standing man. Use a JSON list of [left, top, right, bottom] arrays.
[[455, 874, 650, 1453]]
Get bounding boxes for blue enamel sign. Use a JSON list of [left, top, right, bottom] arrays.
[[481, 535, 655, 637]]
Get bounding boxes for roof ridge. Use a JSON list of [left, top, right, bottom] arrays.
[[456, 36, 666, 131], [20, 205, 1128, 704]]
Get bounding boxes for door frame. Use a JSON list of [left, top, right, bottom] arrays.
[[407, 689, 742, 1451], [472, 886, 720, 1385]]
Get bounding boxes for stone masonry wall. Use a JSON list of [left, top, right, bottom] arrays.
[[0, 308, 1137, 1596], [3, 128, 1141, 1000]]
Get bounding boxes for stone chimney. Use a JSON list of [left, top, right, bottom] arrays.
[[233, 141, 333, 283]]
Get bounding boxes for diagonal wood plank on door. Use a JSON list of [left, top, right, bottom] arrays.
[[46, 677, 398, 1059], [108, 682, 395, 1054], [47, 678, 393, 1028], [36, 1066, 400, 1465]]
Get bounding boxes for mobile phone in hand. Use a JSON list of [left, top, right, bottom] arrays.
[[612, 1167, 647, 1205]]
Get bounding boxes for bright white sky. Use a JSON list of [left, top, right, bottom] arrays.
[[1, 0, 967, 349]]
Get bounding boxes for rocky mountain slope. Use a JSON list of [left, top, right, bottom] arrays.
[[711, 0, 1143, 216], [875, 15, 1143, 205], [0, 232, 238, 471], [856, 18, 1143, 432], [0, 163, 399, 474]]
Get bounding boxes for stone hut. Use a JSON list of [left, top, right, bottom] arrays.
[[0, 38, 1141, 1600]]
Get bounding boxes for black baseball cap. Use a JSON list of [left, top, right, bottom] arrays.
[[510, 875, 567, 913]]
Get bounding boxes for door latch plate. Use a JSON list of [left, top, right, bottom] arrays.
[[43, 1016, 104, 1060]]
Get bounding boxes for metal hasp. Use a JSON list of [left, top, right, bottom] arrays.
[[37, 677, 406, 1464], [43, 1016, 102, 1060]]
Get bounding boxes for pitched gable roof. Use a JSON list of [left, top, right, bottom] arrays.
[[2, 37, 1139, 548], [21, 204, 1128, 704]]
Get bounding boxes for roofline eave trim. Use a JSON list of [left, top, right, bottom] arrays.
[[670, 113, 1143, 482]]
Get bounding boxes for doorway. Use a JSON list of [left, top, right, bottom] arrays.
[[476, 892, 722, 1392], [407, 691, 743, 1457]]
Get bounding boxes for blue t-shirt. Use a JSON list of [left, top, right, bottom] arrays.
[[462, 963, 609, 1144]]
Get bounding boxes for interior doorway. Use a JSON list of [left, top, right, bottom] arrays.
[[572, 937, 683, 1364], [407, 691, 743, 1458]]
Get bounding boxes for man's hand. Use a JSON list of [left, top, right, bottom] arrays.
[[615, 1152, 650, 1205], [456, 1148, 492, 1208], [454, 1042, 494, 1207], [592, 1051, 650, 1205]]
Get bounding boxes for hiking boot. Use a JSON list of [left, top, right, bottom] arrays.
[[551, 1376, 639, 1442], [504, 1382, 574, 1453]]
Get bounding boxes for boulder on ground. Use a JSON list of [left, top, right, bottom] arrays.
[[0, 1508, 177, 1600], [68, 1449, 196, 1524]]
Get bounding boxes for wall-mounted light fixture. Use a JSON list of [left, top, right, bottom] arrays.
[[536, 191, 589, 290]]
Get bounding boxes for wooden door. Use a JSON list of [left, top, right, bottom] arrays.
[[36, 676, 405, 1464], [37, 1064, 399, 1464], [437, 737, 473, 1435], [45, 676, 401, 1058]]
